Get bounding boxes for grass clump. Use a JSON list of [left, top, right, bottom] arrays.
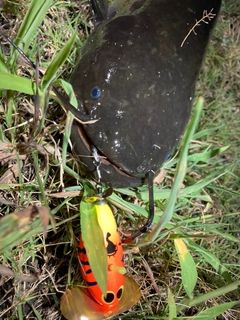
[[0, 0, 239, 319]]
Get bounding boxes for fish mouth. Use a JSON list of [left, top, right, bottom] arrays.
[[73, 122, 138, 183]]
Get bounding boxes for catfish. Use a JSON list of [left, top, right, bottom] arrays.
[[70, 0, 222, 188]]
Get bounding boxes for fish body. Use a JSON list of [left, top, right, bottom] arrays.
[[71, 0, 221, 187]]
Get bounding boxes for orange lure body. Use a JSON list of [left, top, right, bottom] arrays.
[[78, 198, 125, 314], [60, 197, 140, 319]]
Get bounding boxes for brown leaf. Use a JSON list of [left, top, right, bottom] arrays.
[[0, 154, 26, 163], [15, 206, 51, 238], [47, 191, 80, 198], [36, 206, 52, 238], [0, 162, 20, 183], [0, 196, 23, 207], [153, 169, 167, 185], [5, 205, 51, 238], [0, 264, 38, 283]]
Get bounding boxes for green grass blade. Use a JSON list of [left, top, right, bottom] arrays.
[[0, 54, 8, 72], [193, 301, 237, 320], [57, 79, 78, 108], [0, 71, 39, 95], [191, 125, 225, 140], [80, 183, 108, 296], [0, 214, 19, 241], [211, 228, 240, 243], [17, 304, 23, 320], [139, 173, 225, 202], [168, 288, 177, 320], [0, 218, 44, 253], [177, 280, 240, 312], [41, 32, 77, 91], [187, 146, 229, 164], [32, 150, 55, 232], [59, 79, 78, 170], [163, 145, 229, 169], [31, 306, 43, 320], [174, 238, 198, 299], [187, 240, 231, 278], [108, 192, 149, 221], [11, 0, 52, 64]]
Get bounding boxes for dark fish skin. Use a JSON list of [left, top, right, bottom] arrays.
[[70, 0, 222, 188]]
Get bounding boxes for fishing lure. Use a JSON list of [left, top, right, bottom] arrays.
[[60, 194, 141, 319], [78, 195, 125, 310]]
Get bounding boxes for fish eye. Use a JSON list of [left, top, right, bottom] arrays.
[[90, 85, 102, 99]]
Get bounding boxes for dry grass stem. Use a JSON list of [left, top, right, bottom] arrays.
[[181, 9, 216, 47]]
